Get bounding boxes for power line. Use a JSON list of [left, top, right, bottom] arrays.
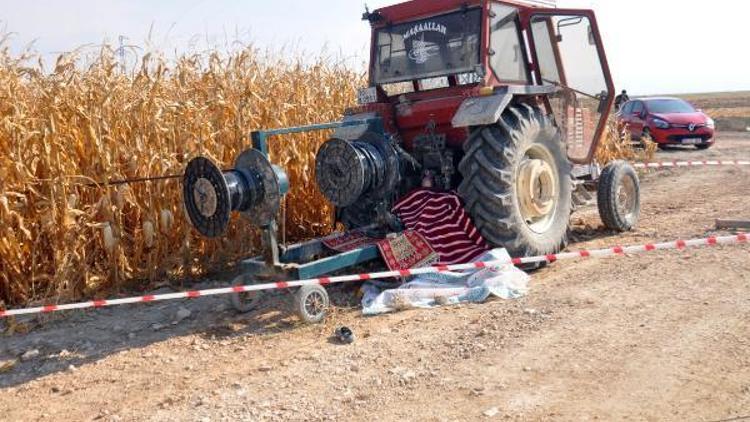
[[79, 173, 183, 188]]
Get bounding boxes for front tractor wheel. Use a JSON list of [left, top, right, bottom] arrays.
[[597, 160, 641, 232], [458, 105, 572, 258]]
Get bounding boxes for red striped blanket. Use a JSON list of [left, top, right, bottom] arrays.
[[393, 189, 489, 264]]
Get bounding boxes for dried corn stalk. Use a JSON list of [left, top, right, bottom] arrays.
[[595, 121, 657, 164]]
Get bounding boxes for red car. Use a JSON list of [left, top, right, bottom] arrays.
[[618, 97, 715, 149]]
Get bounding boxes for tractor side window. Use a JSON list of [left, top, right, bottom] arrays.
[[530, 17, 560, 84], [489, 4, 529, 82], [530, 14, 612, 163]]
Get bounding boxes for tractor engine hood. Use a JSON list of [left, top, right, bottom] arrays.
[[392, 90, 470, 150]]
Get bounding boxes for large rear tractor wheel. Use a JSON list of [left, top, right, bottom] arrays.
[[458, 104, 572, 257]]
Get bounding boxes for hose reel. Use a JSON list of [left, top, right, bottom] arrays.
[[315, 132, 400, 207], [183, 149, 289, 238]]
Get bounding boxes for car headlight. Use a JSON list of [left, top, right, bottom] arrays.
[[706, 117, 715, 129], [652, 118, 670, 129]]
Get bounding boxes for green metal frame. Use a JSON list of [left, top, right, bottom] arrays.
[[250, 118, 383, 156], [241, 241, 380, 280], [243, 117, 386, 281]]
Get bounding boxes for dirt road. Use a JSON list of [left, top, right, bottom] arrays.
[[1, 132, 749, 422]]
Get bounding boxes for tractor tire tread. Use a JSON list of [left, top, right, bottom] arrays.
[[597, 160, 641, 232], [458, 104, 572, 257]]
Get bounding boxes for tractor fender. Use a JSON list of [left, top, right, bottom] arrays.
[[451, 85, 559, 128]]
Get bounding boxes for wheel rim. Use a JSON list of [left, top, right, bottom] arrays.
[[616, 175, 638, 221], [193, 178, 218, 217], [304, 291, 327, 318], [641, 130, 651, 147], [230, 275, 262, 312], [236, 291, 260, 304], [517, 145, 559, 234]]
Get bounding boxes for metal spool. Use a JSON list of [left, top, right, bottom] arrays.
[[315, 132, 399, 207], [183, 149, 288, 238]]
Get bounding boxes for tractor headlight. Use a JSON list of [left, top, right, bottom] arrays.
[[357, 87, 378, 105], [652, 118, 670, 129], [706, 117, 715, 129]]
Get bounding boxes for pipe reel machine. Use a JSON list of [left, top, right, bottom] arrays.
[[181, 118, 394, 323]]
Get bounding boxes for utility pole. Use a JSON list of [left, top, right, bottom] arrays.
[[117, 35, 127, 73]]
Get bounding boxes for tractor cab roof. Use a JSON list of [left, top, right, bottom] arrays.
[[371, 0, 555, 25]]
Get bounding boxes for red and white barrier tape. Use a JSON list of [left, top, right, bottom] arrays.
[[0, 233, 747, 319], [633, 160, 750, 169]]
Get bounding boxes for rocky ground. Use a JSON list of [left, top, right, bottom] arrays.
[[1, 132, 749, 422]]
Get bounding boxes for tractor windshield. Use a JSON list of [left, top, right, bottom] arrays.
[[373, 8, 482, 85]]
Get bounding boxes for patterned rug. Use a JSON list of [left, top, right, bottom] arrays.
[[377, 230, 440, 271], [322, 229, 378, 252], [393, 189, 489, 264]]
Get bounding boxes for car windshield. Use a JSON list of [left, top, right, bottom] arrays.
[[373, 8, 482, 85], [646, 99, 696, 114]]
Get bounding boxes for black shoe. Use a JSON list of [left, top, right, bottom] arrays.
[[334, 326, 355, 344]]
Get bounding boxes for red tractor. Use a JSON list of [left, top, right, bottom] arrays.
[[332, 0, 640, 254], [183, 0, 640, 322]]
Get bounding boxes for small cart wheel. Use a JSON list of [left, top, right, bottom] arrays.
[[229, 275, 264, 314], [293, 285, 329, 324], [597, 160, 641, 232]]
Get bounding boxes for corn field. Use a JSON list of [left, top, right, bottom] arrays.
[[0, 42, 363, 306]]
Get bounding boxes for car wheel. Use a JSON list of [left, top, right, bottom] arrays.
[[639, 128, 652, 148], [695, 144, 712, 150]]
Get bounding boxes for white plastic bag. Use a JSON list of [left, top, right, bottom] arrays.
[[362, 249, 529, 315]]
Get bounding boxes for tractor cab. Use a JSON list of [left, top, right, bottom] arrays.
[[359, 0, 614, 164]]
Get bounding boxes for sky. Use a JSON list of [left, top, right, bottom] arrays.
[[1, 0, 749, 95]]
